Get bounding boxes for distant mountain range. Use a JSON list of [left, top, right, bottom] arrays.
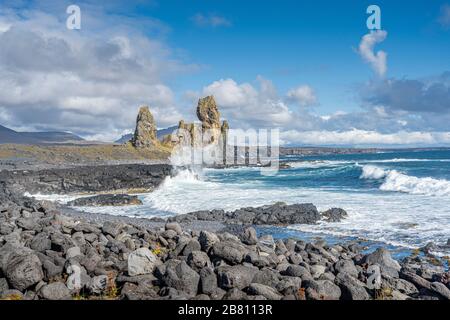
[[115, 126, 178, 144], [0, 124, 85, 144]]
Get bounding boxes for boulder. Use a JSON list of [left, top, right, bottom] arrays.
[[68, 194, 142, 207], [321, 208, 348, 222], [30, 233, 52, 252], [247, 283, 282, 300], [199, 267, 218, 295], [334, 259, 359, 278], [217, 265, 258, 290], [39, 282, 71, 300], [335, 272, 370, 300], [283, 265, 311, 279], [241, 227, 258, 245], [430, 282, 450, 300], [361, 248, 401, 277], [210, 240, 247, 265], [199, 230, 220, 251], [162, 261, 200, 297], [165, 222, 182, 235], [88, 275, 108, 294], [187, 251, 211, 272], [399, 270, 432, 290], [4, 250, 44, 291], [303, 279, 341, 300], [127, 248, 159, 276], [102, 221, 125, 238]]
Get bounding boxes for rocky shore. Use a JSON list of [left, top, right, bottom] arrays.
[[0, 164, 171, 195], [0, 165, 449, 301]]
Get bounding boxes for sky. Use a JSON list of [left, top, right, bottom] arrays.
[[0, 0, 449, 146]]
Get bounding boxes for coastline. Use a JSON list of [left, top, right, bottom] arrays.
[[0, 164, 449, 300]]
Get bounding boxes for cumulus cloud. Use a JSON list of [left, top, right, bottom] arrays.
[[287, 85, 318, 107], [438, 4, 450, 28], [0, 5, 196, 141], [358, 30, 388, 77], [201, 77, 296, 128], [191, 13, 231, 28]]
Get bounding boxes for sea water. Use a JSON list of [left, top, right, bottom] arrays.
[[32, 149, 450, 257]]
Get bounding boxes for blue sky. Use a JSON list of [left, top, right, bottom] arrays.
[[0, 0, 449, 146]]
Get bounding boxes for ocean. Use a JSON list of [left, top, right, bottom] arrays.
[[33, 149, 450, 257]]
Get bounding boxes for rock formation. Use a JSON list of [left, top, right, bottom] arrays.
[[197, 96, 221, 132], [131, 106, 158, 148]]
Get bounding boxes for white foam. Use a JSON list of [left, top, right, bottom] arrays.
[[360, 165, 450, 196], [381, 170, 450, 196], [360, 165, 387, 179]]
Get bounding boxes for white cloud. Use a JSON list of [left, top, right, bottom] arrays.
[[191, 13, 231, 28], [358, 30, 388, 77], [280, 129, 450, 146], [0, 7, 196, 140], [287, 85, 318, 107], [201, 77, 295, 127]]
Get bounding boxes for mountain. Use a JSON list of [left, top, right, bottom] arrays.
[[115, 126, 178, 144], [0, 124, 84, 144]]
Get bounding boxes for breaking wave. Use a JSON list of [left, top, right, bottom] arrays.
[[360, 165, 450, 196]]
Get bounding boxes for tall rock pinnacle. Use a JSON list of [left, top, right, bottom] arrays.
[[196, 96, 221, 143], [131, 106, 158, 148]]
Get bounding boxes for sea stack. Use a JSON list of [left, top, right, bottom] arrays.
[[196, 96, 222, 143], [131, 106, 158, 148]]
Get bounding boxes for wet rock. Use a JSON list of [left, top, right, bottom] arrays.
[[321, 208, 348, 222], [68, 194, 143, 207]]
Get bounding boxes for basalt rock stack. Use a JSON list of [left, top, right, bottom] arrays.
[[131, 106, 158, 148], [162, 96, 229, 148]]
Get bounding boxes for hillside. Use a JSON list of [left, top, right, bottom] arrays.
[[0, 124, 84, 144]]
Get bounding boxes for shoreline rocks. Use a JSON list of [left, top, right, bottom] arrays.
[[168, 203, 347, 226], [1, 191, 449, 301], [67, 194, 143, 207], [0, 164, 172, 195], [0, 166, 448, 301]]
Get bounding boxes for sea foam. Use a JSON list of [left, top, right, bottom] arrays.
[[360, 165, 450, 196]]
